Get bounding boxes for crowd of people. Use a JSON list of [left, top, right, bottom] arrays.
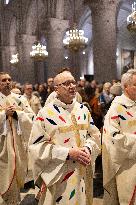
[[0, 68, 136, 205], [11, 72, 122, 126]]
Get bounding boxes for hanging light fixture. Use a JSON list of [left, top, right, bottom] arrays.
[[30, 41, 48, 61], [127, 2, 136, 32], [63, 25, 88, 52], [30, 0, 48, 61], [63, 0, 88, 52], [9, 0, 23, 66], [10, 53, 19, 65]]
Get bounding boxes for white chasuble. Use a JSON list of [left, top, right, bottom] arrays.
[[0, 92, 35, 204], [29, 98, 101, 205], [23, 94, 42, 115], [103, 94, 136, 205]]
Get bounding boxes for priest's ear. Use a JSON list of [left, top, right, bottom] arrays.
[[54, 85, 59, 94], [54, 85, 62, 97]]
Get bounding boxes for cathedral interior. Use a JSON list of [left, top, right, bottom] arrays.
[[0, 0, 136, 83], [0, 1, 136, 205]]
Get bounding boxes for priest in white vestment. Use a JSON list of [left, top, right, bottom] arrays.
[[103, 69, 136, 205], [0, 72, 35, 205], [23, 83, 42, 115], [29, 71, 101, 205]]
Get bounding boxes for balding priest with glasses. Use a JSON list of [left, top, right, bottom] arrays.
[[29, 70, 101, 205]]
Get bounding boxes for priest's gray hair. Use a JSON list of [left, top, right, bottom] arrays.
[[121, 69, 136, 90]]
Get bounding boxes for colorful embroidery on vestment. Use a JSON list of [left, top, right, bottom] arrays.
[[84, 114, 86, 120], [111, 115, 126, 120], [47, 109, 55, 116], [46, 118, 57, 125], [118, 115, 126, 120], [53, 104, 60, 113], [69, 189, 75, 200], [56, 196, 63, 203], [117, 105, 123, 112], [90, 121, 94, 125], [122, 104, 127, 109], [33, 135, 44, 144], [59, 115, 66, 123], [126, 111, 133, 117], [128, 120, 136, 127], [111, 116, 119, 120], [70, 177, 77, 185], [64, 138, 70, 143], [80, 104, 83, 109], [113, 132, 120, 137], [61, 171, 74, 183], [36, 117, 44, 121]]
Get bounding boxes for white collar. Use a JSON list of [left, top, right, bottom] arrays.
[[113, 94, 136, 107]]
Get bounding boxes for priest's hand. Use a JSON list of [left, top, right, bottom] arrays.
[[81, 146, 91, 157], [69, 147, 91, 166], [5, 105, 16, 117]]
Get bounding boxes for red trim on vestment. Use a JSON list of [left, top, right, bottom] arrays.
[[111, 116, 119, 120], [126, 111, 133, 117], [36, 117, 44, 121], [64, 138, 70, 143], [59, 116, 66, 123]]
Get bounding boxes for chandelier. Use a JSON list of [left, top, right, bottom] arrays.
[[127, 2, 136, 31], [63, 25, 88, 52], [30, 0, 48, 61], [30, 42, 48, 61], [10, 54, 19, 65], [63, 0, 88, 52]]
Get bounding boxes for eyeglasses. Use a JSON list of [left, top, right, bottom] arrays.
[[57, 80, 77, 87]]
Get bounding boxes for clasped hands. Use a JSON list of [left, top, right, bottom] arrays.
[[5, 105, 16, 117], [69, 147, 91, 166]]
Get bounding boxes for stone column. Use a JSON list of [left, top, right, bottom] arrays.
[[47, 18, 69, 77], [16, 34, 36, 84], [87, 0, 118, 82], [0, 0, 6, 72], [56, 0, 64, 20]]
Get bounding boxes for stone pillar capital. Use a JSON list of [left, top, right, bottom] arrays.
[[48, 18, 69, 46], [49, 18, 69, 33]]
